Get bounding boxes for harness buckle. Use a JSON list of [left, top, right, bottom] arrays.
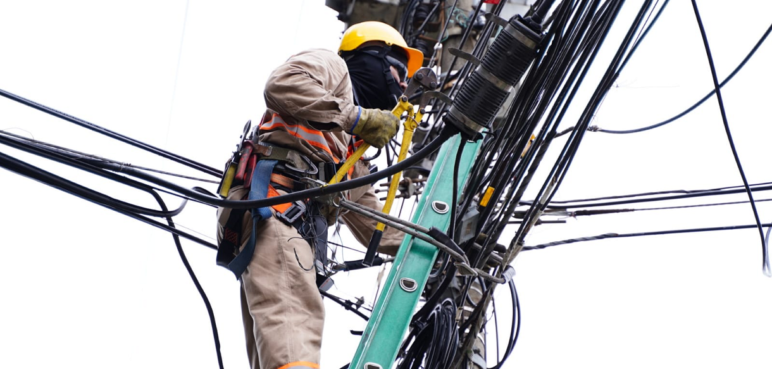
[[276, 200, 307, 225]]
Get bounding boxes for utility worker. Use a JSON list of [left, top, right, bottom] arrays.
[[216, 21, 423, 369]]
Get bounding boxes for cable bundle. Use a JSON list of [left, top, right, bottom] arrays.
[[397, 299, 459, 369]]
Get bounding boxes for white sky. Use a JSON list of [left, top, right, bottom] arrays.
[[1, 1, 772, 369]]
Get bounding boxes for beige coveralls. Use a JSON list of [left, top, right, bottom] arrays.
[[216, 49, 403, 369]]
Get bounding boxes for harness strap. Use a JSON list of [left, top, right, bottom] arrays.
[[253, 144, 293, 162], [226, 159, 279, 279]]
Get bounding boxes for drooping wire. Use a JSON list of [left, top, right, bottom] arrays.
[[0, 137, 224, 367], [690, 0, 770, 276], [488, 279, 520, 369], [151, 189, 224, 369], [0, 136, 217, 250], [576, 21, 772, 136]]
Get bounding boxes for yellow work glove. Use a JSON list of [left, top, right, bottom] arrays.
[[352, 108, 399, 149]]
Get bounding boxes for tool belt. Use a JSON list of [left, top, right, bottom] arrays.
[[217, 141, 338, 290]]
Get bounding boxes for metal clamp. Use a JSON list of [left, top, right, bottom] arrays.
[[448, 105, 486, 134]]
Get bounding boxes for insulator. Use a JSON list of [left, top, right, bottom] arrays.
[[445, 15, 542, 139]]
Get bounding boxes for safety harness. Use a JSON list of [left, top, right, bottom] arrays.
[[217, 113, 358, 290]]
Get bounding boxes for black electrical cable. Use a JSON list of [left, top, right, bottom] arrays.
[[479, 0, 611, 245], [594, 21, 772, 135], [544, 181, 772, 206], [524, 222, 772, 251], [691, 0, 769, 275], [615, 0, 667, 78], [319, 289, 370, 321], [0, 149, 183, 218], [427, 2, 626, 359], [0, 151, 218, 249], [513, 0, 649, 252], [545, 0, 647, 208], [449, 139, 466, 240], [89, 125, 456, 211], [492, 290, 500, 364], [0, 116, 455, 249], [446, 0, 589, 315], [477, 0, 615, 276], [3, 139, 225, 368], [150, 190, 224, 369], [0, 87, 222, 177], [458, 3, 659, 365], [0, 133, 187, 218], [541, 183, 772, 209], [488, 279, 519, 369], [543, 198, 772, 219], [398, 298, 458, 369], [0, 130, 218, 183]]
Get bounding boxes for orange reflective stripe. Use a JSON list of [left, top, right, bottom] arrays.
[[261, 120, 325, 140], [276, 361, 320, 369], [266, 185, 292, 213], [260, 123, 335, 158], [259, 114, 335, 158]]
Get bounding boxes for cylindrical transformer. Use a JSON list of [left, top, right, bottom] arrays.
[[446, 15, 542, 138]]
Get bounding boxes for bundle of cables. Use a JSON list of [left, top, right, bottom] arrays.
[[397, 298, 459, 369]]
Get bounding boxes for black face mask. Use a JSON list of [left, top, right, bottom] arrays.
[[344, 49, 404, 110]]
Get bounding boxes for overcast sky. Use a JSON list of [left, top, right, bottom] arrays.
[[2, 1, 772, 369]]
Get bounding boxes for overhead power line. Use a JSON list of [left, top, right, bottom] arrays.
[[691, 0, 769, 276], [524, 222, 772, 251], [554, 21, 772, 137]]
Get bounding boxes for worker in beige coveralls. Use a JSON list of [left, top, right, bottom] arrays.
[[216, 21, 424, 369]]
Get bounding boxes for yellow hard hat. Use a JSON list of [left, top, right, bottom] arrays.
[[339, 21, 424, 77]]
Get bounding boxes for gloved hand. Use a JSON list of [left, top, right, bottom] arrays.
[[352, 108, 400, 149]]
